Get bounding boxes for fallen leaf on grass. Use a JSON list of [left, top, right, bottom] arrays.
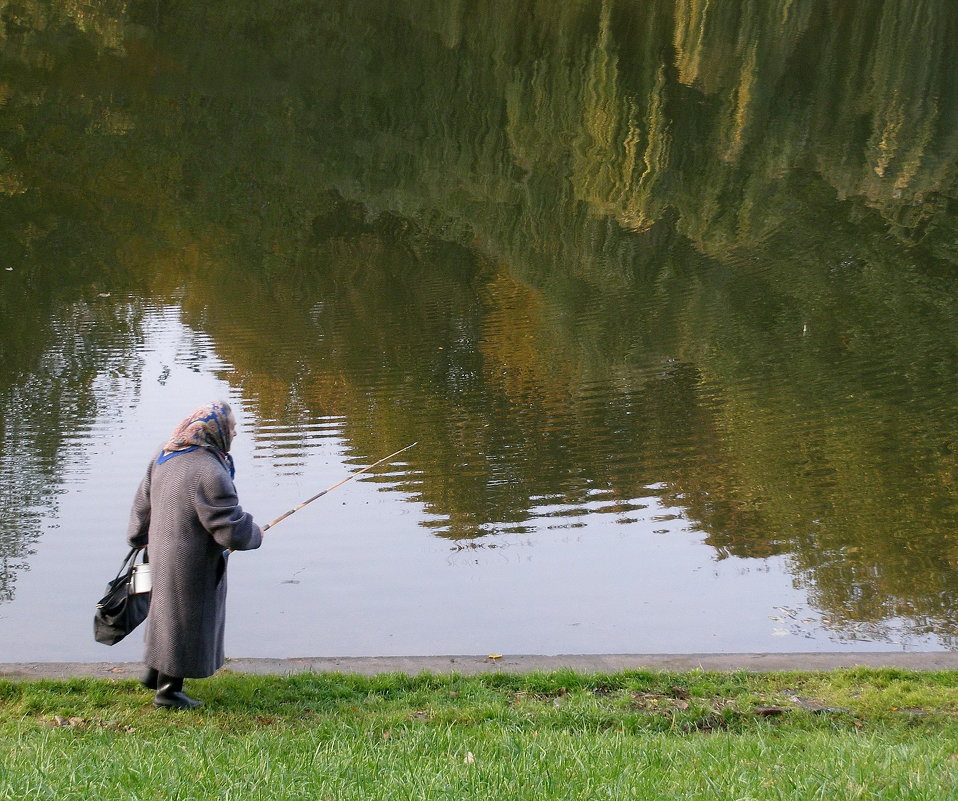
[[464, 752, 475, 764], [629, 692, 695, 712], [52, 716, 85, 728]]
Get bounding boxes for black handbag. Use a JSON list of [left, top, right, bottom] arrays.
[[94, 547, 151, 645]]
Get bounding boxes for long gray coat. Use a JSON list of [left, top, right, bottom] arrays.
[[127, 447, 262, 678]]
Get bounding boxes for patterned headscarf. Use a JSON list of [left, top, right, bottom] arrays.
[[160, 400, 235, 477]]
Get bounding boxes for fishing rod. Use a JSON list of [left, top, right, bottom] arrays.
[[260, 441, 418, 532]]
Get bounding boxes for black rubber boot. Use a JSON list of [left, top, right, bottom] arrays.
[[154, 675, 203, 709], [140, 667, 159, 690]]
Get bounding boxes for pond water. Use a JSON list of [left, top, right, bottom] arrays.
[[2, 1, 958, 662]]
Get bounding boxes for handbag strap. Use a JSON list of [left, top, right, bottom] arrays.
[[114, 547, 140, 581]]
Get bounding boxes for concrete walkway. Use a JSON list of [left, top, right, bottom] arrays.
[[2, 652, 958, 680]]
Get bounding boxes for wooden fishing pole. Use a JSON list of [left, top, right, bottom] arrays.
[[260, 441, 418, 532]]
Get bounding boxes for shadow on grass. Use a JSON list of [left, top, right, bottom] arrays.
[[2, 669, 956, 736]]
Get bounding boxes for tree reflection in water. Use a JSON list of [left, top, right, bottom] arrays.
[[1, 0, 957, 645]]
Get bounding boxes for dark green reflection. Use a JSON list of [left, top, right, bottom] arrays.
[[2, 1, 958, 641], [1, 2, 149, 599]]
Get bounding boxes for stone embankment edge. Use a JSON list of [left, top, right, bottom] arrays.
[[2, 653, 958, 680]]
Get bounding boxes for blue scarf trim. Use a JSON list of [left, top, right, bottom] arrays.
[[157, 445, 235, 478], [157, 446, 199, 464]]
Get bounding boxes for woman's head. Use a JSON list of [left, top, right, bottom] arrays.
[[165, 400, 236, 455]]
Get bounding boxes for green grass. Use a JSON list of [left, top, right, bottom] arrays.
[[2, 669, 958, 799]]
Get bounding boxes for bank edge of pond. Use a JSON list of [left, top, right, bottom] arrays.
[[2, 651, 958, 681]]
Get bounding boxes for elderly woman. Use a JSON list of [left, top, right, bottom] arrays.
[[127, 400, 262, 709]]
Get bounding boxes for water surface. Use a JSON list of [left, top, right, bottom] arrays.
[[2, 0, 957, 660]]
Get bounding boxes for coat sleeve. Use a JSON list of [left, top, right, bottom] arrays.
[[195, 464, 263, 552], [126, 457, 154, 548]]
